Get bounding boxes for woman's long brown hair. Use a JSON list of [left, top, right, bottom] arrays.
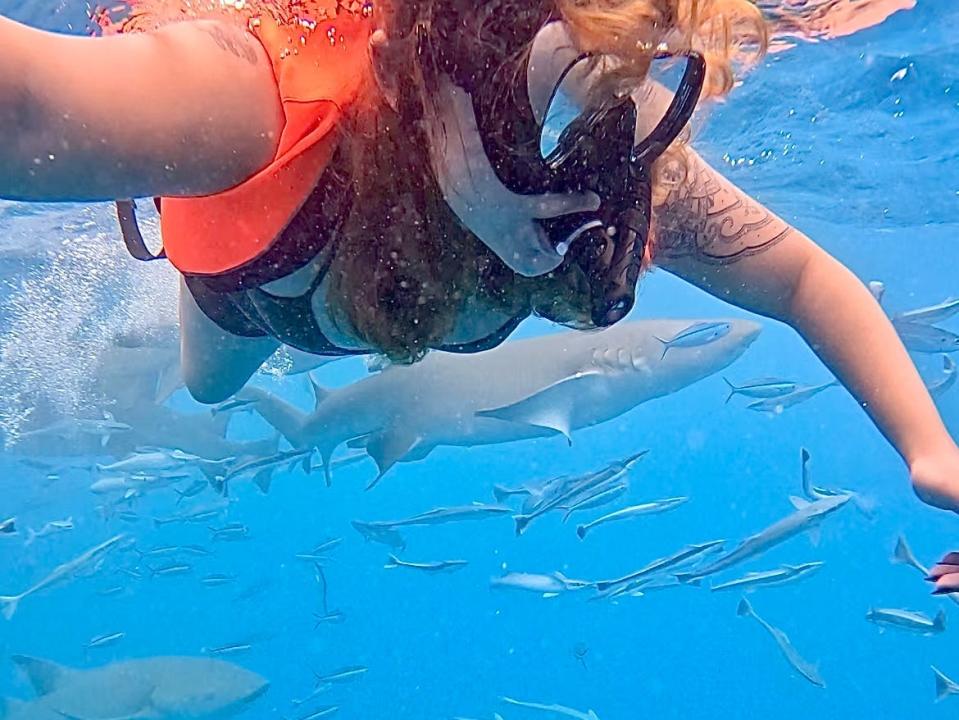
[[327, 0, 767, 362]]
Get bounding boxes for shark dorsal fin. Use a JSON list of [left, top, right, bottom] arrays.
[[307, 375, 330, 413], [11, 656, 70, 696], [788, 496, 811, 510]]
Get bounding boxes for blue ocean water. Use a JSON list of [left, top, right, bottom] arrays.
[[0, 1, 957, 718]]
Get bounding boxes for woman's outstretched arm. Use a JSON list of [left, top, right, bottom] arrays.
[[654, 148, 959, 513], [0, 15, 282, 201]]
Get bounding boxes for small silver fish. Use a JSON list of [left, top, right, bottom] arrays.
[[576, 497, 688, 539], [925, 355, 957, 397], [150, 563, 193, 578], [351, 521, 406, 550], [298, 707, 340, 720], [205, 642, 253, 657], [153, 502, 229, 527], [746, 382, 838, 414], [24, 517, 74, 546], [86, 631, 125, 649], [866, 607, 946, 635], [313, 665, 368, 685], [310, 538, 343, 554], [201, 573, 237, 587], [894, 297, 959, 325], [710, 562, 823, 592], [0, 517, 15, 535], [737, 597, 824, 687], [210, 523, 250, 542], [561, 483, 629, 522], [136, 544, 181, 558], [893, 320, 959, 354], [723, 377, 798, 403], [174, 480, 209, 505], [655, 321, 732, 359], [933, 666, 959, 702], [490, 571, 588, 598], [594, 540, 725, 593], [313, 611, 346, 628], [384, 555, 468, 573], [500, 696, 600, 720]]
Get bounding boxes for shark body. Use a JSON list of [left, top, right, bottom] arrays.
[[242, 319, 761, 482], [1, 655, 268, 720]]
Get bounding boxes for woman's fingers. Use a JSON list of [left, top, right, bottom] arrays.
[[526, 190, 601, 219], [932, 571, 959, 594]]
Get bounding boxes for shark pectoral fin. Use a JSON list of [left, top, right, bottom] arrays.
[[364, 430, 424, 489], [807, 525, 822, 547], [475, 372, 603, 442], [242, 388, 310, 448], [11, 656, 71, 695], [346, 434, 372, 450]]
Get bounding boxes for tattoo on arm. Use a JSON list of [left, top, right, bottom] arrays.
[[201, 24, 259, 65], [653, 154, 793, 264]]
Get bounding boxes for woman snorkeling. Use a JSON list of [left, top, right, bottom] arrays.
[[1, 0, 959, 523]]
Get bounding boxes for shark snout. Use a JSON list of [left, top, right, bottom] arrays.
[[737, 320, 763, 347], [244, 681, 270, 704]]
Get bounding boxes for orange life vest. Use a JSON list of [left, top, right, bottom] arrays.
[[104, 0, 375, 277]]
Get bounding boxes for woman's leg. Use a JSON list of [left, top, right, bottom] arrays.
[[178, 278, 278, 404]]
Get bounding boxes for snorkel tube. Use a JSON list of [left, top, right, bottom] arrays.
[[538, 51, 706, 327]]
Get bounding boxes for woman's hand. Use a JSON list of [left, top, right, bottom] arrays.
[[425, 76, 600, 277], [369, 28, 600, 278], [926, 551, 959, 594], [910, 444, 959, 513]]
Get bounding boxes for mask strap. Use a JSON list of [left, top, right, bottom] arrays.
[[632, 52, 706, 163], [527, 21, 590, 125]]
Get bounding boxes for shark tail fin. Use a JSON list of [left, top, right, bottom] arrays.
[[23, 529, 36, 548], [722, 377, 738, 404], [736, 597, 753, 617], [252, 469, 273, 495], [384, 554, 400, 569], [492, 485, 518, 503], [513, 514, 532, 537], [934, 609, 947, 633], [892, 535, 917, 567], [576, 524, 588, 540], [0, 595, 19, 620], [933, 666, 957, 702], [851, 493, 877, 519]]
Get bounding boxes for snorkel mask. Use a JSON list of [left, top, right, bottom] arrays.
[[426, 12, 706, 328]]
